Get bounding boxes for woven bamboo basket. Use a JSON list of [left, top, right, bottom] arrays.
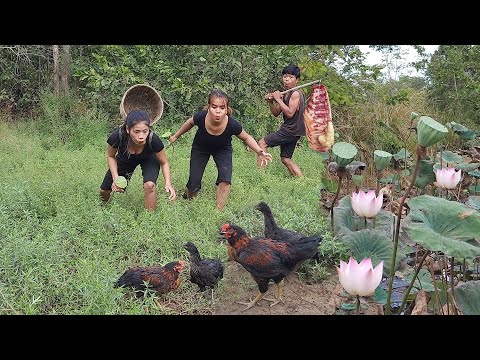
[[120, 84, 163, 124]]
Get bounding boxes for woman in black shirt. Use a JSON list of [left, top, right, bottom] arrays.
[[100, 110, 176, 210], [169, 89, 271, 210]]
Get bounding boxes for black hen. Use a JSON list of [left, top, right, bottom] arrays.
[[183, 241, 224, 303], [255, 201, 320, 262]]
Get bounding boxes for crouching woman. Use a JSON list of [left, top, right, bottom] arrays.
[[99, 109, 176, 210]]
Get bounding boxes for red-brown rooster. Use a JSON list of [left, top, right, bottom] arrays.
[[114, 261, 185, 299], [220, 223, 322, 311], [255, 201, 320, 263], [183, 241, 224, 304]]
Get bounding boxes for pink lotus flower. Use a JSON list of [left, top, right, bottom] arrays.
[[351, 189, 383, 218], [434, 167, 462, 189], [337, 257, 383, 296]]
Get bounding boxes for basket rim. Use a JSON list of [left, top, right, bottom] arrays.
[[119, 83, 163, 125]]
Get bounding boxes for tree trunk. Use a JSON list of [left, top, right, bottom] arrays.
[[53, 45, 60, 96], [61, 45, 70, 95]]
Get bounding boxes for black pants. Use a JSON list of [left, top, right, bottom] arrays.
[[186, 146, 233, 193], [264, 128, 300, 158], [100, 155, 160, 190]]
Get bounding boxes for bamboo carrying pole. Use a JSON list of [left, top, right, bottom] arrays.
[[278, 79, 321, 95]]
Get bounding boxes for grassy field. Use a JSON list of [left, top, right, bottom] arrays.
[[0, 118, 342, 315]]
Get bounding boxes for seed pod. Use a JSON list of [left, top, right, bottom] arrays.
[[417, 116, 448, 148], [332, 142, 357, 168], [374, 150, 393, 171]]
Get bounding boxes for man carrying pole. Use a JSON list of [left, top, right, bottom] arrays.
[[257, 64, 308, 177]]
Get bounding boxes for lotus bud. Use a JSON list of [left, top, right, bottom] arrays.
[[351, 189, 383, 218], [337, 257, 384, 297], [417, 116, 448, 148], [332, 142, 357, 168], [434, 167, 462, 189], [374, 150, 393, 171], [411, 112, 419, 120]]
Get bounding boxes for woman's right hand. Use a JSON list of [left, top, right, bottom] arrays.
[[111, 177, 125, 193]]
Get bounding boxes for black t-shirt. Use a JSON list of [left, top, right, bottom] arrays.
[[107, 127, 164, 166], [281, 90, 306, 136], [192, 111, 243, 152]]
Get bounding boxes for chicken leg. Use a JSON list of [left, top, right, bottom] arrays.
[[237, 292, 266, 312], [264, 279, 284, 307]]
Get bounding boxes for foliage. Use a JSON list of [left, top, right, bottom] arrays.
[[427, 45, 480, 129], [0, 45, 52, 110]]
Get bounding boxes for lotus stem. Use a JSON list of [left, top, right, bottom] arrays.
[[398, 250, 430, 315], [463, 258, 467, 282], [450, 257, 457, 314], [386, 145, 423, 314], [428, 258, 444, 315], [364, 217, 367, 230], [440, 147, 443, 169], [356, 295, 360, 315], [330, 169, 345, 231], [443, 255, 450, 315]]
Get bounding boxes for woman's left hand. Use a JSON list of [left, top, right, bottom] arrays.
[[165, 184, 177, 201], [257, 150, 273, 167]]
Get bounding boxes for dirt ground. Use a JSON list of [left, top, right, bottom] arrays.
[[212, 261, 381, 315]]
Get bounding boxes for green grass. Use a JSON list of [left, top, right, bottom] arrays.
[[0, 118, 344, 314]]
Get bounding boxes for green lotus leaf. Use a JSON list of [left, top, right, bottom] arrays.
[[455, 280, 480, 315], [451, 122, 469, 133], [332, 142, 357, 167], [342, 229, 404, 277], [454, 163, 480, 172], [379, 174, 399, 184], [114, 176, 127, 189], [465, 196, 480, 210], [468, 170, 480, 179], [161, 131, 172, 138], [405, 269, 435, 292], [469, 185, 480, 193], [439, 150, 463, 164], [417, 116, 448, 148], [458, 130, 477, 140], [374, 150, 393, 171], [403, 195, 480, 259], [414, 160, 435, 189], [393, 148, 411, 162], [319, 152, 330, 160], [320, 177, 337, 193], [352, 175, 363, 187]]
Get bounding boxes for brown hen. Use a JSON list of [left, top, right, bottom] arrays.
[[220, 223, 321, 311], [114, 261, 185, 299]]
